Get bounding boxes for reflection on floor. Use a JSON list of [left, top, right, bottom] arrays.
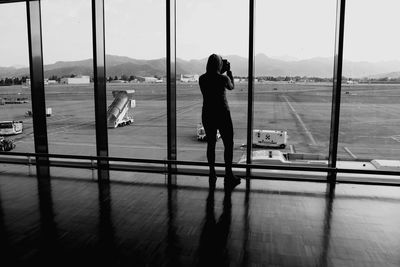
[[0, 171, 400, 266]]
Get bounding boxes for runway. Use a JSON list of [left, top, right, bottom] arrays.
[[1, 82, 400, 163]]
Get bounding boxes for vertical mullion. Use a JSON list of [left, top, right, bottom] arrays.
[[246, 0, 255, 190], [328, 0, 346, 190], [26, 0, 49, 178], [92, 0, 109, 180], [166, 0, 177, 186]]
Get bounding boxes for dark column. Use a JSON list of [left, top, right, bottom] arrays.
[[246, 0, 256, 190], [241, 189, 251, 265], [328, 0, 346, 192], [319, 187, 334, 266], [166, 187, 180, 265], [98, 181, 115, 264], [26, 0, 49, 178], [92, 0, 109, 180], [37, 177, 58, 264], [166, 0, 177, 186]]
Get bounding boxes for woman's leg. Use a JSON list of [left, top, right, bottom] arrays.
[[202, 117, 217, 177], [207, 138, 217, 176], [219, 112, 235, 177]]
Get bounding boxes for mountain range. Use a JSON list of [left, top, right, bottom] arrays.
[[1, 54, 400, 79]]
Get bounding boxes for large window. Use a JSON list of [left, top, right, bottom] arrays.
[[176, 0, 249, 163], [41, 0, 96, 156], [0, 2, 33, 153], [338, 0, 400, 175], [105, 0, 167, 161], [253, 0, 336, 173], [2, 0, 400, 182]]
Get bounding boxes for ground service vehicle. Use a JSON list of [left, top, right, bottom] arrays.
[[0, 137, 16, 151], [107, 90, 136, 128], [197, 123, 221, 141], [46, 108, 52, 117], [253, 129, 287, 148], [25, 107, 52, 117], [197, 123, 206, 141], [0, 121, 23, 135]]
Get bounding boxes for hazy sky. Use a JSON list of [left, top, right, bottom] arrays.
[[1, 0, 400, 67]]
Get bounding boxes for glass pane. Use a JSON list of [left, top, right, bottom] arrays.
[[176, 0, 249, 164], [0, 2, 33, 153], [339, 0, 400, 178], [105, 0, 167, 160], [41, 0, 95, 155], [253, 0, 336, 176]]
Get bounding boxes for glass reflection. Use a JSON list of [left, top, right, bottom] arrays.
[[198, 188, 232, 265]]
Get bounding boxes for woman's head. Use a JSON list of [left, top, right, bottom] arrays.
[[206, 54, 223, 73]]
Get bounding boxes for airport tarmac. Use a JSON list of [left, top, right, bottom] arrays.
[[1, 82, 400, 166]]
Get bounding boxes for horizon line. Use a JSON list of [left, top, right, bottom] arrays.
[[5, 53, 400, 69]]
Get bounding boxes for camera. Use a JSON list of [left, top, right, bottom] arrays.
[[221, 59, 230, 73]]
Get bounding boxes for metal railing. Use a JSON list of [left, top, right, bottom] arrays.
[[1, 151, 400, 187]]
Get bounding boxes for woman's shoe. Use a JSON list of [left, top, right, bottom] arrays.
[[224, 174, 241, 191]]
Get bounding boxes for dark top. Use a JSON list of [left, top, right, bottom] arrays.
[[199, 71, 234, 115]]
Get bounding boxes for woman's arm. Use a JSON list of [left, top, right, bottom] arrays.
[[225, 70, 235, 90]]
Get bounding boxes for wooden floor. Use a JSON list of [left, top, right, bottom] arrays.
[[0, 169, 400, 266]]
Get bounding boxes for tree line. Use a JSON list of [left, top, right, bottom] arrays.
[[0, 76, 29, 86], [2, 74, 399, 86], [0, 74, 161, 86]]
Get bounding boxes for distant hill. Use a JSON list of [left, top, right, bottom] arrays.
[[368, 71, 400, 79], [1, 54, 400, 79]]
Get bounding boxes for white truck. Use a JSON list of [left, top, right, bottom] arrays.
[[253, 129, 287, 148], [107, 90, 136, 128], [0, 121, 23, 135]]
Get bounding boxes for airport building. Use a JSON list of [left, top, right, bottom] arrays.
[[60, 75, 90, 84], [180, 74, 199, 82], [136, 76, 163, 83], [1, 1, 399, 266]]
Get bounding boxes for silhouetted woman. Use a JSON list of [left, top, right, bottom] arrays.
[[199, 54, 240, 188]]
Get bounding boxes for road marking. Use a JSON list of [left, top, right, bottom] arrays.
[[358, 136, 394, 139], [348, 118, 400, 125], [343, 147, 357, 159], [45, 121, 95, 136], [282, 95, 317, 145], [391, 135, 400, 143]]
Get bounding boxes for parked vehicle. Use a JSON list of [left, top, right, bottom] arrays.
[[25, 107, 52, 117], [107, 90, 135, 128], [197, 123, 221, 141], [0, 137, 16, 151], [253, 129, 287, 148], [0, 121, 23, 135]]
